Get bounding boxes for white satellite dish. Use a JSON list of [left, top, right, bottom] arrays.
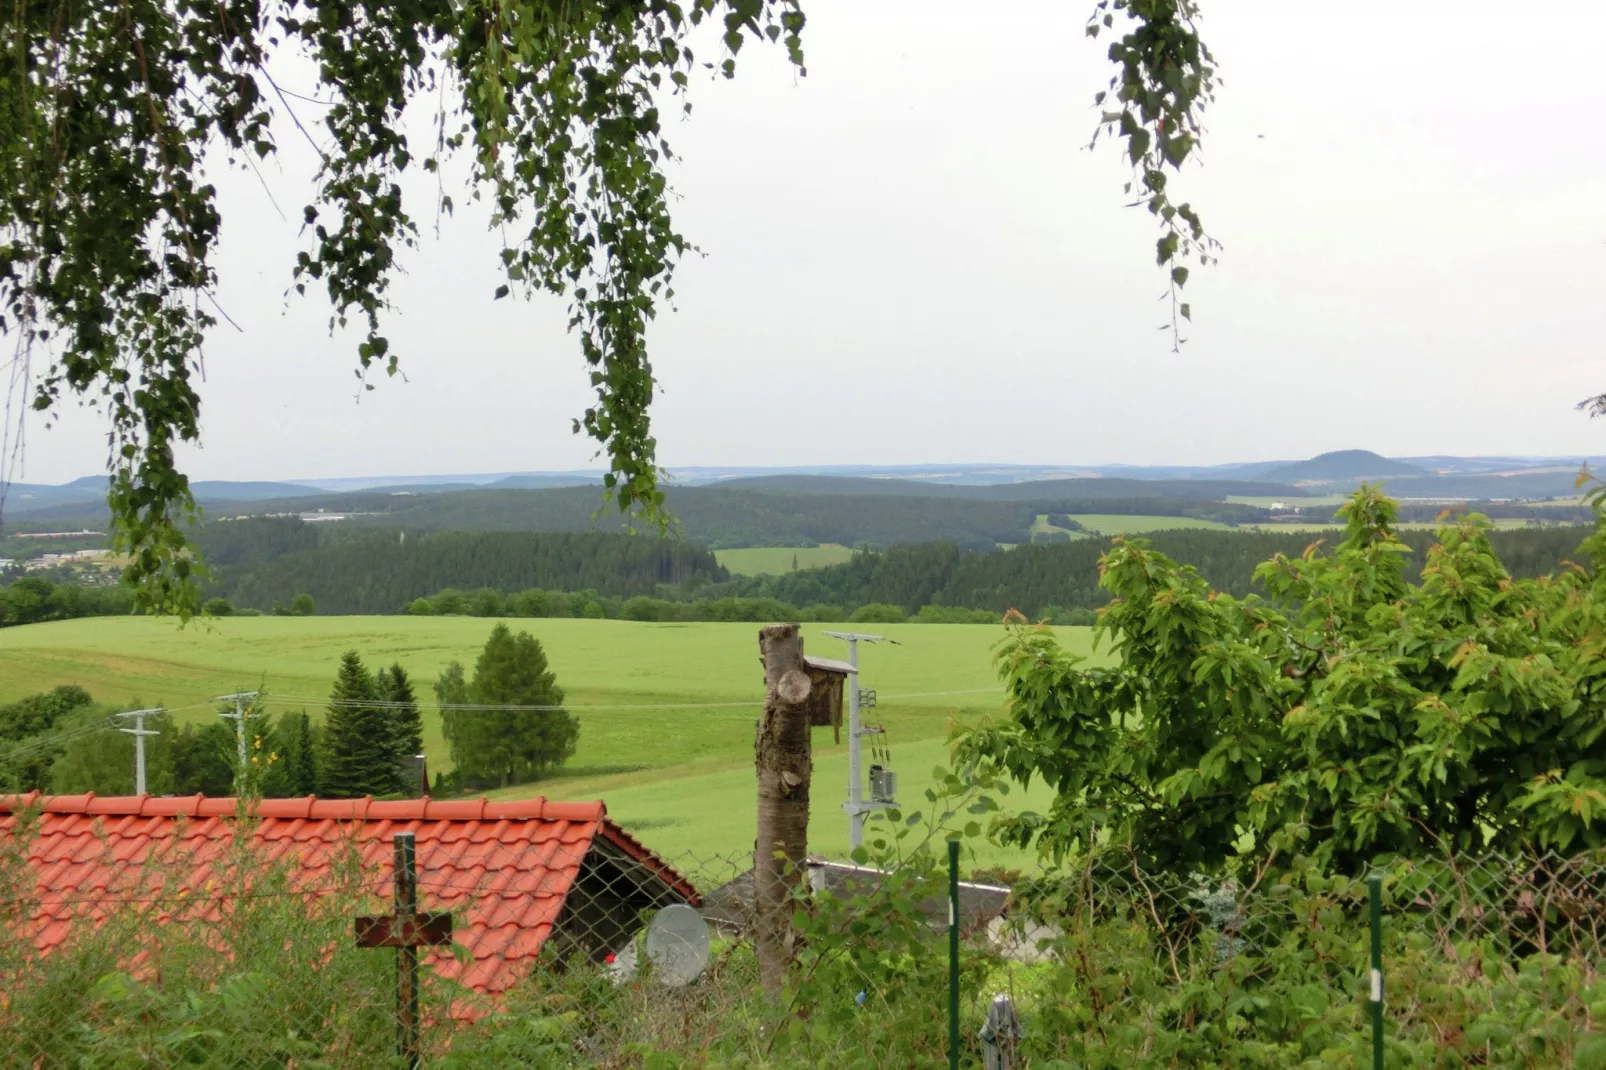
[[643, 904, 710, 987]]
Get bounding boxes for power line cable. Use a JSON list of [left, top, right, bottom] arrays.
[[265, 686, 1003, 714]]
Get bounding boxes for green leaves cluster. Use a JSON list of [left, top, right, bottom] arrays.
[[959, 487, 1606, 874], [1087, 0, 1218, 343], [1, 0, 805, 614]]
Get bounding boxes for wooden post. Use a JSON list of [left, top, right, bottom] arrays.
[[754, 623, 813, 995], [356, 832, 454, 1069]]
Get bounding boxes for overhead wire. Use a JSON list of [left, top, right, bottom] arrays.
[[0, 687, 1006, 770], [264, 686, 1004, 714]]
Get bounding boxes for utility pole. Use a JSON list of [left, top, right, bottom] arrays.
[[217, 692, 260, 789], [823, 630, 894, 849], [115, 707, 163, 795]]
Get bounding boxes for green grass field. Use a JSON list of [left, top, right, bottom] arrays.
[[714, 544, 855, 575], [1029, 515, 1091, 540], [1245, 518, 1570, 534], [0, 616, 1101, 865], [1067, 514, 1230, 535]]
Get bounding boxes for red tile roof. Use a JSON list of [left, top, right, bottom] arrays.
[[0, 792, 697, 1000]]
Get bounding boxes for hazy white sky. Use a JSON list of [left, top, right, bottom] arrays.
[[13, 0, 1606, 483]]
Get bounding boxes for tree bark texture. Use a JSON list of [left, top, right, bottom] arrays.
[[754, 622, 813, 995]]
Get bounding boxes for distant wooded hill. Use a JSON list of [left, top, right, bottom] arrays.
[[199, 525, 727, 614], [701, 475, 1301, 501], [195, 515, 1597, 620], [1257, 450, 1428, 483], [7, 463, 1589, 554]]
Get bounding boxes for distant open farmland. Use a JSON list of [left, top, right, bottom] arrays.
[[0, 616, 1100, 863], [1068, 514, 1231, 535], [714, 544, 855, 575], [1228, 494, 1349, 510], [1028, 515, 1091, 540]]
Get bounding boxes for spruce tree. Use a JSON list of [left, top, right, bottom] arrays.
[[321, 651, 391, 798], [273, 711, 321, 796], [378, 664, 424, 794]]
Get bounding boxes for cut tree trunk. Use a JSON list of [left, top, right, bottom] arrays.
[[754, 622, 813, 995]]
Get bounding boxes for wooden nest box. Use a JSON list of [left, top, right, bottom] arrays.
[[802, 655, 852, 742]]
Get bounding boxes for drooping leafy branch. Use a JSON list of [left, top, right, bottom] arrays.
[[1, 0, 1214, 616], [0, 0, 803, 613], [1086, 0, 1219, 346]]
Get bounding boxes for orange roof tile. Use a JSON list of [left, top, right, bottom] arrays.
[[0, 793, 697, 1001]]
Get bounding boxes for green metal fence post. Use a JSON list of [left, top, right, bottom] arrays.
[[1368, 874, 1383, 1070], [949, 838, 960, 1070]]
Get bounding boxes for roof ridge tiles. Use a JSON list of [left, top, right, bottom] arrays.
[[3, 794, 610, 827]]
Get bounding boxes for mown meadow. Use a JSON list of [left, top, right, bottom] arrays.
[[713, 544, 855, 575], [0, 616, 1090, 863]]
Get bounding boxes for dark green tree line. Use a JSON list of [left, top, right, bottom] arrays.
[[0, 577, 134, 628], [209, 528, 729, 614], [3, 686, 325, 798]]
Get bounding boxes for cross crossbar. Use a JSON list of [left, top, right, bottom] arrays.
[[354, 912, 454, 949]]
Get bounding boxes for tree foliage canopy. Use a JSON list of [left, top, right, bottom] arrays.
[[958, 489, 1606, 874], [440, 623, 576, 789]]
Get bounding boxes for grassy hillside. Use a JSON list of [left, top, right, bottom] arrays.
[[1068, 514, 1232, 535], [714, 544, 855, 575], [0, 616, 1098, 862], [1258, 449, 1428, 484]]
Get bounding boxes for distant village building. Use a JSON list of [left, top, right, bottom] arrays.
[[22, 548, 110, 570]]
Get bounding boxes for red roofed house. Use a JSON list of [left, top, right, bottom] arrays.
[[0, 792, 698, 1001]]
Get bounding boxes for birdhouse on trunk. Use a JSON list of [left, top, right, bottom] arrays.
[[801, 655, 851, 742]]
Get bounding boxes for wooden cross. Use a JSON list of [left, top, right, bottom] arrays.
[[355, 832, 453, 1069]]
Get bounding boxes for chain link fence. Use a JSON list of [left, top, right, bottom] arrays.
[[3, 797, 1605, 1068]]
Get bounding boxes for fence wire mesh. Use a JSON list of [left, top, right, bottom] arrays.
[[2, 797, 1605, 1068]]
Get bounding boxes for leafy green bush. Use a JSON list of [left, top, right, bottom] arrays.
[[850, 602, 907, 624], [913, 605, 999, 624], [960, 488, 1606, 874]]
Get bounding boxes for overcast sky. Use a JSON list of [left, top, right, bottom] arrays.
[[11, 0, 1606, 484]]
